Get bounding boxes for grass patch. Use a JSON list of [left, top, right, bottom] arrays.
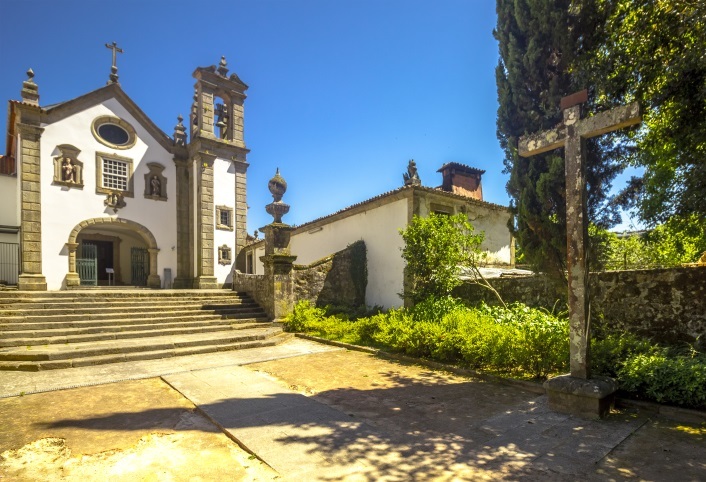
[[285, 298, 706, 410]]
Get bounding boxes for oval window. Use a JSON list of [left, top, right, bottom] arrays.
[[97, 123, 130, 145], [91, 116, 136, 149]]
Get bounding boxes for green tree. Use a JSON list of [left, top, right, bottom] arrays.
[[400, 213, 487, 304], [583, 0, 706, 226], [495, 0, 624, 279], [592, 215, 706, 270]]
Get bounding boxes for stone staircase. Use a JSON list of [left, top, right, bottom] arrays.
[[0, 290, 288, 371]]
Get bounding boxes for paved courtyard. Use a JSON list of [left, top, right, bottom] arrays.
[[1, 338, 704, 480]]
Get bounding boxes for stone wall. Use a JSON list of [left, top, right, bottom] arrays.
[[455, 266, 706, 347], [293, 241, 367, 309], [232, 271, 270, 317]]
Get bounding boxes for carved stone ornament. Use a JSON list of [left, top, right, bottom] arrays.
[[143, 162, 167, 201], [265, 168, 290, 223], [52, 144, 84, 188], [403, 159, 421, 186], [104, 191, 126, 212]]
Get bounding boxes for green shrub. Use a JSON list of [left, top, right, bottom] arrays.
[[284, 300, 327, 332], [617, 353, 706, 409], [410, 295, 468, 322], [591, 333, 659, 378]]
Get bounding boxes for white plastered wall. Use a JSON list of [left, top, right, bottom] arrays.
[[0, 174, 19, 244], [288, 198, 409, 309], [39, 98, 177, 289], [213, 156, 237, 285], [416, 197, 513, 265]]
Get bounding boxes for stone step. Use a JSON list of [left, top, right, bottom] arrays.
[[0, 307, 267, 324], [0, 326, 285, 363], [0, 313, 269, 332], [0, 299, 257, 313], [0, 333, 292, 371], [0, 321, 275, 347], [0, 290, 249, 301], [0, 317, 265, 339]]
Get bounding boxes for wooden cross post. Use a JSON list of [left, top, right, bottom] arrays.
[[105, 41, 123, 84], [518, 91, 641, 380]]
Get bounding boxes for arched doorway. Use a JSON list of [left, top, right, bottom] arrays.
[[65, 218, 160, 288]]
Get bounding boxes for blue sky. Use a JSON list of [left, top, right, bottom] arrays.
[[0, 0, 639, 232]]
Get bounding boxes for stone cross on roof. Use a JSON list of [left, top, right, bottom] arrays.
[[519, 90, 640, 382], [105, 41, 123, 84]]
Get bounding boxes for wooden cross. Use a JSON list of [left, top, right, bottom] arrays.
[[518, 90, 641, 380], [105, 41, 123, 84]]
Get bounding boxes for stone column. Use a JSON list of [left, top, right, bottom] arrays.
[[234, 166, 248, 271], [17, 122, 47, 291], [65, 242, 80, 287], [147, 248, 161, 289], [194, 154, 218, 289], [258, 169, 297, 320], [173, 158, 194, 288], [260, 223, 297, 321]]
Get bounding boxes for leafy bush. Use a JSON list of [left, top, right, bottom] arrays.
[[617, 353, 706, 409], [285, 300, 327, 332], [591, 333, 659, 378], [286, 299, 706, 408]]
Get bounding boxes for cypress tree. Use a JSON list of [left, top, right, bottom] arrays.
[[494, 0, 622, 277]]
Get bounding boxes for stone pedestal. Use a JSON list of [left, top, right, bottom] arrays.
[[194, 276, 218, 289], [18, 274, 47, 291], [259, 223, 297, 321], [261, 253, 297, 321], [544, 375, 618, 419]]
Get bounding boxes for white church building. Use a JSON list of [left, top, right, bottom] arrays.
[[0, 55, 249, 291]]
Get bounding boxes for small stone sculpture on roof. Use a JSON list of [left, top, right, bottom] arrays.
[[403, 159, 421, 186]]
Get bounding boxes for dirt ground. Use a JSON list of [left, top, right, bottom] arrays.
[[1, 349, 705, 481], [0, 378, 278, 481], [249, 350, 706, 481]]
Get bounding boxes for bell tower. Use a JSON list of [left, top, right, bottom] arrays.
[[174, 56, 250, 289]]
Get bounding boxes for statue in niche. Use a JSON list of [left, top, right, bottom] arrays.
[[62, 158, 75, 183], [403, 159, 421, 186], [150, 175, 161, 197]]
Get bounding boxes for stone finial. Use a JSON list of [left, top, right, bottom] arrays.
[[268, 168, 287, 201], [21, 68, 40, 106], [403, 159, 421, 186], [173, 114, 187, 146], [265, 168, 290, 223], [217, 56, 229, 77]]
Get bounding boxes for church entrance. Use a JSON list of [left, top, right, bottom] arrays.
[[67, 218, 161, 289]]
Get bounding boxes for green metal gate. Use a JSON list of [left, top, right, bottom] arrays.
[[131, 247, 148, 286], [77, 243, 97, 286]]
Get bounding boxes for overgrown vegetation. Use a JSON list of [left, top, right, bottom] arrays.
[[286, 299, 706, 409], [495, 0, 706, 275], [400, 213, 505, 306], [590, 215, 706, 270]]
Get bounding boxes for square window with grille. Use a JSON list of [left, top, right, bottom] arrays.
[[102, 158, 129, 191]]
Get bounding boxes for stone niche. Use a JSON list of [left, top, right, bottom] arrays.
[[52, 144, 84, 188], [143, 162, 167, 201]]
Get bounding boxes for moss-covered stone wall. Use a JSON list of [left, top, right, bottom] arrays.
[[455, 266, 706, 347]]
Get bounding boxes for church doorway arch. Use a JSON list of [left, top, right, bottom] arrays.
[[65, 218, 161, 288]]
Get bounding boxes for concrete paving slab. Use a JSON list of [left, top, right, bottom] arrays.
[[0, 338, 341, 398]]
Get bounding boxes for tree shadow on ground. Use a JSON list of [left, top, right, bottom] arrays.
[[37, 368, 671, 481]]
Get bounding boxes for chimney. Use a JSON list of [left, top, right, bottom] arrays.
[[437, 162, 485, 201]]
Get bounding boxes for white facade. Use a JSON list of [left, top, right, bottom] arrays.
[[0, 174, 18, 244], [246, 186, 514, 309], [39, 100, 177, 290], [291, 198, 409, 309], [2, 57, 251, 291]]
